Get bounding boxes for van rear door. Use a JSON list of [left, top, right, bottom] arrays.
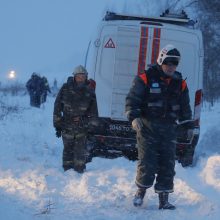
[[95, 25, 117, 118], [112, 26, 142, 119], [96, 25, 149, 120], [95, 23, 202, 121]]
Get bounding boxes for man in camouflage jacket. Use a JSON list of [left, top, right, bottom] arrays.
[[53, 65, 98, 173], [125, 45, 194, 209]]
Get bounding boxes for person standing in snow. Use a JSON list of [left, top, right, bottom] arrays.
[[53, 65, 98, 173], [125, 45, 194, 209], [26, 72, 44, 108], [41, 76, 51, 103]]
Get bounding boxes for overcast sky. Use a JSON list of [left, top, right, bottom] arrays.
[[0, 0, 113, 83], [0, 0, 196, 84]]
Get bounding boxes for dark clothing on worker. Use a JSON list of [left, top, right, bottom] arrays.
[[126, 65, 192, 123], [53, 76, 98, 173], [126, 64, 192, 191], [26, 73, 44, 108], [135, 118, 176, 192], [41, 77, 51, 103]]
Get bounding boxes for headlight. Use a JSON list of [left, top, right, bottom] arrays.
[[8, 70, 16, 79]]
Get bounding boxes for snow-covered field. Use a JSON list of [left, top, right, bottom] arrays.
[[0, 93, 220, 220], [0, 0, 218, 219]]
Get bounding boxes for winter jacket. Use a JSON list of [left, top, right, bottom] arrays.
[[42, 77, 51, 93], [126, 65, 192, 124], [26, 75, 44, 95], [53, 77, 98, 129]]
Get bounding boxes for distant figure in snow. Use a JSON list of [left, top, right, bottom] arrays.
[[51, 78, 59, 96], [53, 65, 98, 173], [41, 76, 51, 103], [26, 72, 44, 108]]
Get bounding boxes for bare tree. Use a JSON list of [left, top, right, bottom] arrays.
[[198, 0, 220, 104]]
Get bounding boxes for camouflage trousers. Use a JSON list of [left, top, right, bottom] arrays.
[[135, 119, 177, 193], [62, 128, 87, 173]]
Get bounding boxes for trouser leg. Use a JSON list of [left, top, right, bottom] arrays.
[[155, 125, 176, 193], [31, 94, 40, 107], [30, 95, 35, 107], [72, 136, 87, 173], [35, 95, 41, 107], [133, 123, 159, 207], [62, 132, 75, 171], [135, 126, 159, 188]]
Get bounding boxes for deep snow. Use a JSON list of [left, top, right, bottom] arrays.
[[1, 0, 219, 219], [0, 94, 220, 220]]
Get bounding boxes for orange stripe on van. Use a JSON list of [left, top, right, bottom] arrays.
[[137, 27, 149, 75], [139, 73, 148, 85], [151, 28, 161, 64]]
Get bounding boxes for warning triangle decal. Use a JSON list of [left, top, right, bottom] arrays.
[[104, 38, 115, 48]]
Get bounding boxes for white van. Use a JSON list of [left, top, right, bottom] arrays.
[[86, 11, 203, 164]]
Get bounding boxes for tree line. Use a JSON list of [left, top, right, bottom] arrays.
[[198, 0, 220, 104]]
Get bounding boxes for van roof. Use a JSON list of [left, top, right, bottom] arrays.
[[103, 10, 197, 27]]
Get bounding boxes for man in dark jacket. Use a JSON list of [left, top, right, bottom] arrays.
[[53, 65, 98, 173], [125, 45, 194, 209], [26, 72, 44, 108]]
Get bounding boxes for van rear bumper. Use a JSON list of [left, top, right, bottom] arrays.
[[87, 117, 200, 164], [87, 117, 137, 160]]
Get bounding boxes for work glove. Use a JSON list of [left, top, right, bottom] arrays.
[[132, 118, 143, 132], [55, 128, 62, 138], [187, 129, 194, 142]]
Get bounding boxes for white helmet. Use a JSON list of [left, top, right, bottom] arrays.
[[73, 65, 88, 76], [157, 44, 181, 66]]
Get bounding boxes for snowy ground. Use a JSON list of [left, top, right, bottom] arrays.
[[0, 93, 220, 220]]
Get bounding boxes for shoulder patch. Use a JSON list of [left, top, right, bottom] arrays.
[[139, 73, 148, 85], [181, 80, 187, 91]]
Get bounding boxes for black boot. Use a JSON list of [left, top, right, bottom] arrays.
[[133, 188, 146, 207], [74, 164, 86, 174], [158, 192, 176, 210]]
